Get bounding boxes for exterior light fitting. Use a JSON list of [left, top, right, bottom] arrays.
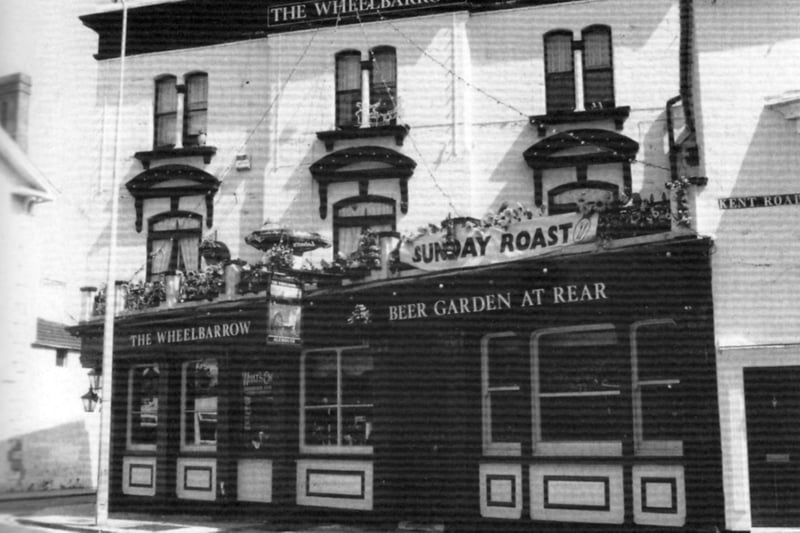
[[81, 387, 100, 413]]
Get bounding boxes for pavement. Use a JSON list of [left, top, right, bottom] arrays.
[[6, 493, 405, 533]]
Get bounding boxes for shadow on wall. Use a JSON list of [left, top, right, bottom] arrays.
[[0, 420, 94, 494]]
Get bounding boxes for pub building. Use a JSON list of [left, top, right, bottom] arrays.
[[70, 0, 727, 530], [72, 226, 724, 531]]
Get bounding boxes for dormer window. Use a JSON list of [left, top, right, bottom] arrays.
[[153, 72, 208, 149], [544, 25, 614, 114]]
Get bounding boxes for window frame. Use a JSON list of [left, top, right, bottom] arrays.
[[369, 45, 398, 126], [154, 75, 178, 149], [581, 25, 615, 110], [300, 345, 374, 455], [531, 323, 623, 457], [481, 332, 523, 457], [146, 210, 202, 280], [631, 319, 684, 457], [180, 358, 219, 453], [183, 71, 208, 146], [543, 29, 576, 114], [126, 363, 160, 452], [332, 195, 396, 257], [335, 50, 363, 128]]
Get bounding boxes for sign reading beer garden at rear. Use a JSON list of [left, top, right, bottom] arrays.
[[399, 212, 598, 272], [267, 0, 466, 27]]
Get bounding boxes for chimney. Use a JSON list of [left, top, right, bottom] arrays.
[[0, 73, 32, 152]]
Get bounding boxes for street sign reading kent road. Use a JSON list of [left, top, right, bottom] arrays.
[[718, 193, 800, 210]]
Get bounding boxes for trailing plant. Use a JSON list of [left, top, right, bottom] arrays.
[[664, 176, 693, 227], [126, 279, 166, 310], [180, 264, 225, 302]]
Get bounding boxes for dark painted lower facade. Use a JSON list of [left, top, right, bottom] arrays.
[[75, 235, 724, 531]]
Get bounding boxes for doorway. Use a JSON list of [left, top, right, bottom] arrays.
[[744, 366, 800, 527]]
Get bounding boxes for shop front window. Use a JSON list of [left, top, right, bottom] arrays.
[[301, 346, 374, 453], [181, 358, 218, 451], [242, 369, 276, 451], [632, 319, 683, 456], [532, 324, 623, 456], [127, 364, 159, 450], [482, 333, 527, 456]]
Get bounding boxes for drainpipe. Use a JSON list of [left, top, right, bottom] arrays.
[[665, 95, 682, 183], [97, 0, 127, 526], [678, 0, 696, 140]]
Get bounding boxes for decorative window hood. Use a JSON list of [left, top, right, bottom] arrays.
[[126, 164, 220, 231], [316, 124, 410, 152], [134, 145, 217, 169], [523, 128, 639, 207], [529, 106, 630, 137], [310, 145, 416, 219], [766, 91, 800, 134]]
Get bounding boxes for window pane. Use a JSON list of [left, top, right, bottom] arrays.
[[183, 359, 218, 447], [370, 47, 397, 125], [155, 77, 177, 113], [637, 322, 681, 382], [536, 327, 623, 443], [490, 390, 526, 444], [342, 406, 373, 446], [305, 351, 337, 407], [540, 394, 623, 441], [641, 383, 683, 440], [336, 201, 395, 218], [130, 365, 159, 446], [582, 27, 614, 108], [336, 52, 361, 127], [305, 406, 337, 446], [341, 349, 374, 406], [184, 74, 208, 144], [544, 32, 575, 113], [155, 76, 177, 147], [242, 369, 275, 450], [488, 335, 526, 389], [539, 333, 621, 394]]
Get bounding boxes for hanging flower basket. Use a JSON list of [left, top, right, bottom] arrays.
[[244, 222, 330, 255], [198, 239, 230, 264]]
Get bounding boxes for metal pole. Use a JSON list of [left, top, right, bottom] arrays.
[[97, 0, 127, 525]]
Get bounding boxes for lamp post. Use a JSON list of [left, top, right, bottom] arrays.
[[96, 0, 127, 526]]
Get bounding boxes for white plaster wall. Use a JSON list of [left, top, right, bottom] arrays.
[[693, 0, 800, 348]]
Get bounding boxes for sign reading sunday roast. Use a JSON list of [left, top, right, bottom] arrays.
[[398, 212, 598, 272]]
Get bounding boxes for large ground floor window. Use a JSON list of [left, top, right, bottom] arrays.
[[482, 320, 686, 457], [301, 346, 374, 454]]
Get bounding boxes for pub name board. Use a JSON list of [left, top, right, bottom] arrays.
[[268, 0, 465, 27]]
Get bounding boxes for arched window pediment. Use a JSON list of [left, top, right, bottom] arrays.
[[126, 164, 220, 232], [310, 146, 416, 219], [522, 129, 638, 208], [523, 129, 638, 168]]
